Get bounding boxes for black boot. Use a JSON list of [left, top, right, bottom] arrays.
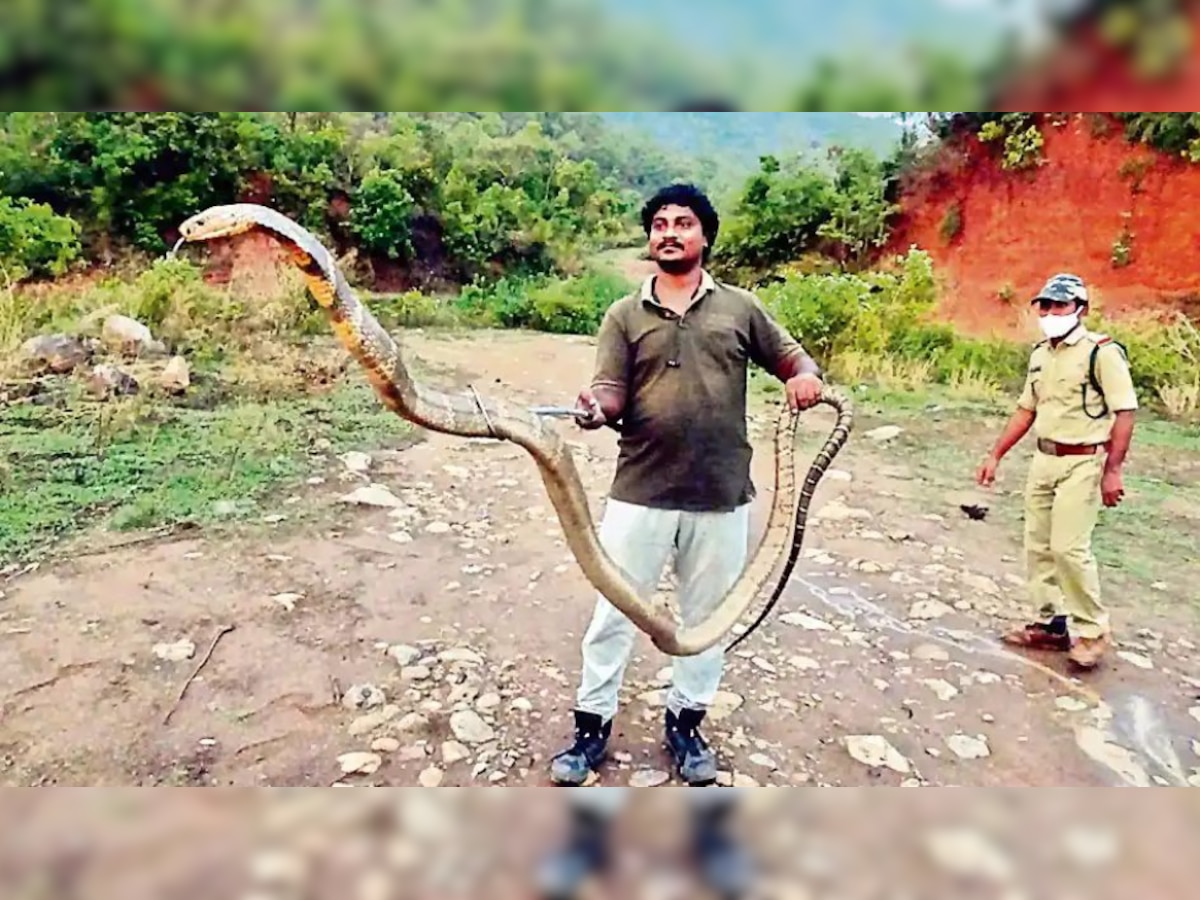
[[665, 708, 718, 786], [549, 710, 611, 785], [534, 804, 613, 900], [691, 796, 753, 899]]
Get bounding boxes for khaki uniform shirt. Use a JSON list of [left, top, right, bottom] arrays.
[[591, 270, 807, 512], [1017, 324, 1138, 445]]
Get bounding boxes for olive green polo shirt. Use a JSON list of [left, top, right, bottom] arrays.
[[590, 270, 808, 512], [1017, 324, 1138, 445]]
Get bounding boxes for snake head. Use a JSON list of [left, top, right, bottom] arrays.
[[178, 204, 262, 242]]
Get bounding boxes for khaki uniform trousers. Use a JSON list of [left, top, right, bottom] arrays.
[[1023, 450, 1109, 639]]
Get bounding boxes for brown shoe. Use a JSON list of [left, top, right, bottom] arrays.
[[1068, 634, 1111, 669], [1002, 619, 1072, 652]]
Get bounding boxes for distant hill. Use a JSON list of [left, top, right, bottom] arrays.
[[598, 112, 908, 193]]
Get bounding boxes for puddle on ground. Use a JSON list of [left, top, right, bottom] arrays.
[[781, 573, 1190, 787]]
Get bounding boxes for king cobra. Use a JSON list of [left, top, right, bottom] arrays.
[[176, 203, 853, 656]]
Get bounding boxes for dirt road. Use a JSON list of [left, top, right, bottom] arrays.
[[2, 329, 1198, 788]]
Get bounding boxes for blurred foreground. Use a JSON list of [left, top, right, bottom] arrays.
[[1, 789, 1197, 900], [3, 0, 1200, 109]]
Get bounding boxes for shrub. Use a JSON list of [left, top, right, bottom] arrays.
[[0, 196, 81, 281]]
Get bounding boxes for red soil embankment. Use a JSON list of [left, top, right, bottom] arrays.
[[886, 114, 1200, 339]]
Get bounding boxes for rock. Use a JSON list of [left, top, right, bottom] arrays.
[[707, 690, 745, 721], [418, 767, 444, 787], [87, 363, 139, 398], [509, 697, 533, 713], [909, 600, 954, 621], [845, 735, 910, 773], [921, 679, 960, 701], [825, 469, 853, 482], [425, 521, 452, 534], [339, 451, 372, 474], [864, 425, 903, 442], [475, 692, 501, 712], [371, 737, 401, 753], [945, 734, 991, 760], [442, 741, 470, 764], [388, 531, 413, 544], [779, 612, 834, 631], [21, 333, 92, 373], [815, 499, 873, 522], [913, 644, 950, 662], [349, 706, 401, 737], [101, 314, 155, 354], [960, 573, 1001, 596], [387, 644, 421, 667], [1055, 696, 1090, 713], [748, 753, 777, 770], [1116, 651, 1153, 670], [160, 356, 190, 393], [401, 665, 432, 681], [751, 656, 777, 674], [270, 592, 302, 612], [449, 710, 495, 745], [1189, 707, 1200, 725], [732, 773, 761, 788], [152, 639, 196, 662], [341, 684, 387, 710], [337, 752, 382, 775], [439, 648, 484, 666], [339, 485, 403, 508], [629, 769, 670, 787], [788, 656, 821, 672]]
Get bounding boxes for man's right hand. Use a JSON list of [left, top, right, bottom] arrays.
[[976, 453, 1000, 487], [574, 388, 607, 430]]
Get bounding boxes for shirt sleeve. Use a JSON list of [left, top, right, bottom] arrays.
[[746, 293, 806, 379], [590, 304, 629, 392], [1016, 348, 1040, 410], [1095, 341, 1138, 411]]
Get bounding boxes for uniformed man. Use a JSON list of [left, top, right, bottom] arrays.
[[976, 273, 1138, 669]]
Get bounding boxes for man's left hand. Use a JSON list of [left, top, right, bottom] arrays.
[[1101, 468, 1125, 507], [785, 373, 823, 411]]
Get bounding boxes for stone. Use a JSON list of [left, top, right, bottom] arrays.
[[779, 612, 834, 631], [845, 735, 910, 773], [371, 737, 401, 753], [418, 767, 444, 787], [21, 333, 92, 373], [909, 600, 954, 620], [442, 741, 470, 764], [387, 644, 421, 667], [921, 679, 960, 702], [152, 639, 196, 662], [815, 500, 873, 522], [913, 644, 951, 662], [160, 356, 190, 393], [945, 734, 991, 760], [339, 451, 372, 473], [864, 425, 903, 442], [101, 314, 154, 354], [449, 710, 495, 745], [1055, 696, 1089, 713], [337, 752, 382, 775], [87, 363, 139, 398], [349, 705, 401, 737], [1116, 651, 1153, 670], [924, 828, 1014, 882], [629, 769, 670, 787], [342, 684, 387, 711], [339, 485, 404, 508]]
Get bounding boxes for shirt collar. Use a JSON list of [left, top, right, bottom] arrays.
[[640, 269, 716, 305], [1061, 323, 1088, 346]]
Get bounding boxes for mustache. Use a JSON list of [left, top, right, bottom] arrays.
[[655, 241, 683, 250]]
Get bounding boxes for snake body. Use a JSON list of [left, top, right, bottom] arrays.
[[177, 203, 853, 656]]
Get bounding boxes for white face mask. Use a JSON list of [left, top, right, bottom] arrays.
[[1039, 311, 1080, 339]]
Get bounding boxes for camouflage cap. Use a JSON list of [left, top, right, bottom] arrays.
[[1033, 273, 1088, 305]]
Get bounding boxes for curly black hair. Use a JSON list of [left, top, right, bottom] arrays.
[[640, 183, 720, 259]]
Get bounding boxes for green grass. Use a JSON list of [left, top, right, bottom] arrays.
[[0, 379, 420, 564]]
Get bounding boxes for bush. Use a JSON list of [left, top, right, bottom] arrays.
[[0, 196, 81, 281], [452, 268, 633, 335]]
